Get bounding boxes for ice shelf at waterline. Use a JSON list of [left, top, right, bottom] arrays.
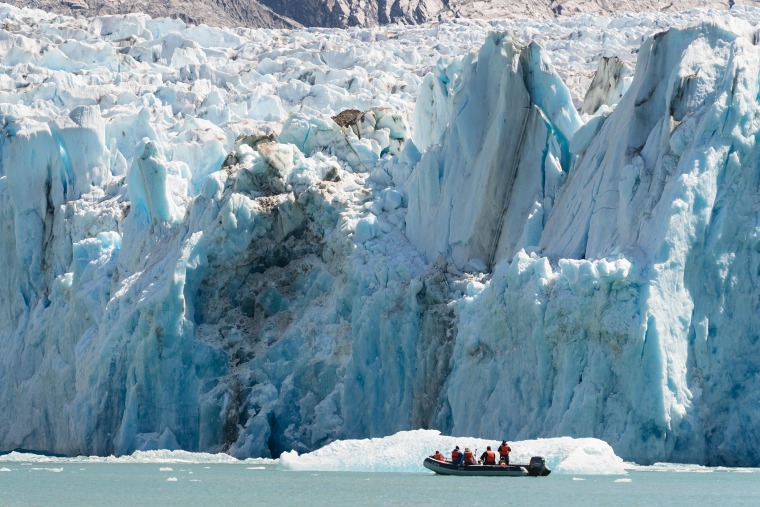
[[0, 430, 627, 475], [1, 3, 760, 466], [279, 430, 628, 475]]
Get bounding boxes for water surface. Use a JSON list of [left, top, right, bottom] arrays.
[[2, 463, 759, 506]]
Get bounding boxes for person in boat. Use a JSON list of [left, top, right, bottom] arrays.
[[498, 441, 511, 465], [451, 446, 463, 465], [463, 447, 475, 465], [432, 450, 446, 461], [480, 446, 497, 465]]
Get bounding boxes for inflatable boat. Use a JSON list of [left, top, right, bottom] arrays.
[[423, 456, 551, 477]]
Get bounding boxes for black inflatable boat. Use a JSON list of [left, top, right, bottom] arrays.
[[423, 456, 551, 477]]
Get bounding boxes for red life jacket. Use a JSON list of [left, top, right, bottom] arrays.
[[433, 453, 445, 461], [498, 444, 511, 455], [484, 451, 496, 464], [451, 449, 461, 461], [463, 451, 475, 464]]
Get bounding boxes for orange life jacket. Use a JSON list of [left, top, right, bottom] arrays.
[[498, 444, 511, 455], [463, 451, 474, 464], [484, 450, 496, 464], [433, 453, 445, 461], [451, 449, 461, 461]]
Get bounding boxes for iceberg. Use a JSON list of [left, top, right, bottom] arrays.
[[279, 429, 628, 475], [1, 3, 760, 467]]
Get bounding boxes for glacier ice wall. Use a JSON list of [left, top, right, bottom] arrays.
[[2, 4, 760, 466], [406, 33, 581, 270], [407, 20, 760, 465]]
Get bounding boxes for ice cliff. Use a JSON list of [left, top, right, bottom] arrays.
[[407, 19, 760, 465], [1, 4, 760, 466]]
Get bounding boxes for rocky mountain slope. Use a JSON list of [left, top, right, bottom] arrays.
[[2, 0, 751, 28], [4, 0, 301, 28]]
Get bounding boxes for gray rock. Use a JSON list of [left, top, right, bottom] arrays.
[[4, 0, 746, 29]]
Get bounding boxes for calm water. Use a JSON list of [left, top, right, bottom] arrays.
[[1, 463, 760, 506]]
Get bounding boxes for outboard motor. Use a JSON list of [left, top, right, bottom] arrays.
[[528, 456, 551, 476]]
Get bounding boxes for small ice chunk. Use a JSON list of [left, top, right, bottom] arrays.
[[354, 214, 378, 243], [466, 281, 485, 297], [382, 189, 404, 211]]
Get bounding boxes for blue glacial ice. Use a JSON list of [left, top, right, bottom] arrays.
[[1, 3, 760, 467], [407, 19, 760, 465]]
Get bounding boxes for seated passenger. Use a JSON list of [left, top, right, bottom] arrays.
[[463, 447, 475, 465], [451, 446, 463, 465], [432, 450, 446, 461], [480, 446, 496, 465]]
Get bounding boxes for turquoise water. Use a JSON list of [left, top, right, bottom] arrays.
[[2, 463, 760, 506]]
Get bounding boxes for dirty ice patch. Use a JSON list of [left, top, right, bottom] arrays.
[[278, 429, 627, 475]]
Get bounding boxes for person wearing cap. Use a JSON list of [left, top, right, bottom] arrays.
[[451, 446, 463, 465], [432, 450, 446, 461], [498, 440, 511, 465], [463, 447, 475, 465]]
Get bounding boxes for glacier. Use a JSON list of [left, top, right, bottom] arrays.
[[1, 3, 760, 467]]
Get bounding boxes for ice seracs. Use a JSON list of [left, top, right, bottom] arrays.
[[1, 2, 760, 467], [408, 18, 760, 465], [406, 32, 581, 270]]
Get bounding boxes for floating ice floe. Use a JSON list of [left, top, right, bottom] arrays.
[[0, 450, 274, 466], [279, 429, 628, 475]]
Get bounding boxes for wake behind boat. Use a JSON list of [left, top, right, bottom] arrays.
[[423, 456, 551, 477]]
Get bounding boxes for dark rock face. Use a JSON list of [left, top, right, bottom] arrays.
[[3, 0, 302, 28], [4, 0, 741, 29]]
